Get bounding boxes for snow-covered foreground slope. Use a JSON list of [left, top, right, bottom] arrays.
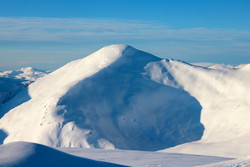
[[0, 142, 126, 167], [0, 44, 249, 157], [199, 157, 250, 167], [58, 146, 232, 167], [0, 67, 50, 83], [0, 45, 204, 151], [0, 141, 233, 167], [4, 141, 250, 167]]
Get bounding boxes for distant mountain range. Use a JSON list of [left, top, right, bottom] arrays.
[[0, 67, 50, 85], [0, 67, 50, 105]]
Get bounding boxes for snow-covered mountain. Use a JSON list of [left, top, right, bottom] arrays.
[[0, 45, 204, 151], [0, 67, 50, 85], [0, 44, 249, 157]]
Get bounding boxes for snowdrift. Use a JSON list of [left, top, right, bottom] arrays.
[[0, 45, 204, 151], [0, 141, 126, 167]]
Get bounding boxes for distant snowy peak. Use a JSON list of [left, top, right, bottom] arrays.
[[0, 67, 49, 105], [0, 67, 50, 83]]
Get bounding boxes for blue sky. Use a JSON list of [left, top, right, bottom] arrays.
[[1, 0, 250, 70]]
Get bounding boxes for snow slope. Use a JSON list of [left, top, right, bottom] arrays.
[[0, 141, 233, 167], [0, 141, 126, 167], [0, 78, 24, 105], [199, 157, 250, 167], [0, 67, 48, 108], [0, 45, 204, 151], [58, 146, 232, 167], [153, 60, 250, 157], [192, 63, 237, 70], [2, 141, 249, 167]]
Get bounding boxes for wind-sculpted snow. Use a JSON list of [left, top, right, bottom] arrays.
[[0, 142, 126, 167], [0, 45, 204, 151]]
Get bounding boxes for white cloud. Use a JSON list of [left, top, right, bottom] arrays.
[[1, 17, 250, 70], [0, 17, 164, 42], [1, 17, 250, 43]]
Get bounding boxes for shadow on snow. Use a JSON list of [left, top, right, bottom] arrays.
[[56, 48, 204, 151]]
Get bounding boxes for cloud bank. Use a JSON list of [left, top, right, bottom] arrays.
[[0, 17, 250, 70], [1, 17, 250, 43]]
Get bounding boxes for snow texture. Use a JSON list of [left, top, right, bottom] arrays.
[[0, 78, 24, 105], [0, 141, 126, 167], [198, 157, 250, 167], [58, 146, 232, 167]]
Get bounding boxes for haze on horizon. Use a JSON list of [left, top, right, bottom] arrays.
[[0, 0, 250, 70]]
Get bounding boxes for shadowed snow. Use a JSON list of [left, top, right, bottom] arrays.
[[0, 141, 126, 167]]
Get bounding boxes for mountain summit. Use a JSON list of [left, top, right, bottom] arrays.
[[0, 45, 204, 151]]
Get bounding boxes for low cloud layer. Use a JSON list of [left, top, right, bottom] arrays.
[[1, 17, 250, 43], [0, 17, 250, 70]]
